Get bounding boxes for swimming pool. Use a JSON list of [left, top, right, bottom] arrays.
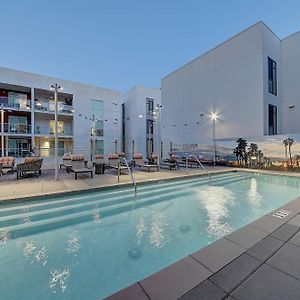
[[1, 171, 300, 299]]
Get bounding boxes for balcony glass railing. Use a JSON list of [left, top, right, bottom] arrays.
[[0, 97, 31, 110], [35, 125, 73, 136], [34, 103, 74, 114], [3, 123, 31, 134]]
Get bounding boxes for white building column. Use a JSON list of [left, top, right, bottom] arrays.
[[31, 87, 35, 151]]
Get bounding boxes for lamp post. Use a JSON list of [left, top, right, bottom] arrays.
[[92, 114, 96, 161], [209, 112, 218, 165], [1, 105, 4, 157], [155, 104, 163, 170], [50, 84, 62, 181]]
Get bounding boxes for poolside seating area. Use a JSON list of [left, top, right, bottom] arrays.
[[0, 151, 215, 183]]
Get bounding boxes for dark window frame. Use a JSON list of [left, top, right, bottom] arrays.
[[268, 57, 277, 96]]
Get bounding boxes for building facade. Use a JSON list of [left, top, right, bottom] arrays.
[[161, 22, 300, 157], [0, 67, 121, 161], [122, 86, 161, 159]]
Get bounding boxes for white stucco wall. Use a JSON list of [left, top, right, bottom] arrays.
[[122, 85, 161, 159], [281, 31, 300, 134], [161, 22, 267, 158]]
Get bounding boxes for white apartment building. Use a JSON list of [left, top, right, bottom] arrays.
[[121, 85, 161, 159], [0, 67, 121, 160], [161, 21, 300, 156]]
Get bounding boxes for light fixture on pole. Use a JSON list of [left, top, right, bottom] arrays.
[[209, 112, 219, 165], [91, 114, 96, 162], [0, 105, 4, 157], [154, 104, 163, 170], [50, 84, 62, 181]]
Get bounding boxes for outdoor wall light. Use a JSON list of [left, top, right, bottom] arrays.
[[138, 114, 143, 118], [289, 105, 295, 109]]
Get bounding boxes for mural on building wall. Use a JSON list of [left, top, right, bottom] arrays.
[[171, 134, 300, 172]]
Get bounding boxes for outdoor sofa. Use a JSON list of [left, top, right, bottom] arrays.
[[16, 158, 43, 179]]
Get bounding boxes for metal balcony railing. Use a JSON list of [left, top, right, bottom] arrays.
[[3, 123, 31, 134], [0, 97, 31, 110], [34, 103, 74, 114], [35, 125, 73, 136]]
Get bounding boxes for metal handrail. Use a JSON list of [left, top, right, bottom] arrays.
[[185, 154, 211, 183], [120, 157, 137, 198]]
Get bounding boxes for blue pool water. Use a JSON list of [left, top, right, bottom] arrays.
[[1, 171, 300, 299]]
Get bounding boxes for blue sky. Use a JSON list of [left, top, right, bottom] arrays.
[[0, 0, 299, 92]]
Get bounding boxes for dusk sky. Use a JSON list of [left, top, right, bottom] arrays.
[[1, 0, 299, 92]]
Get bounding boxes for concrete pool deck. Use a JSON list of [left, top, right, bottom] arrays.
[[2, 166, 300, 299]]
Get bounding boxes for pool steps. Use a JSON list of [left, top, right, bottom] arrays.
[[0, 172, 251, 239]]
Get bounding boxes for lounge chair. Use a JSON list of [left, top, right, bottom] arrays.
[[60, 153, 72, 173], [108, 153, 128, 175], [134, 153, 159, 172], [16, 158, 43, 179], [71, 155, 93, 180], [0, 156, 15, 173]]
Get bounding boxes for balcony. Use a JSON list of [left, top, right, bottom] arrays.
[[2, 123, 31, 134], [0, 97, 31, 110], [35, 124, 73, 136], [35, 102, 74, 115]]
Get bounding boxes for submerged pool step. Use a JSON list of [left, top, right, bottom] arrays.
[[3, 187, 192, 239], [0, 171, 239, 218], [0, 173, 246, 227]]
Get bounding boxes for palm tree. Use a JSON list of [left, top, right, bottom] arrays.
[[235, 138, 247, 166], [287, 138, 294, 166], [283, 139, 289, 160]]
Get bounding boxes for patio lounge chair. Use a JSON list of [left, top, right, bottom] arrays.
[[0, 156, 15, 173], [134, 153, 159, 172], [16, 158, 43, 179], [60, 153, 72, 173], [108, 153, 128, 175], [71, 155, 93, 180]]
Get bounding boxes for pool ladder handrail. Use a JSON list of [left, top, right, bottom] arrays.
[[119, 157, 137, 198], [185, 154, 211, 184]]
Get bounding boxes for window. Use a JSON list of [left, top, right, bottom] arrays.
[[268, 104, 277, 135], [91, 120, 103, 136], [268, 57, 277, 96], [146, 137, 153, 158], [91, 99, 104, 119], [49, 120, 64, 134], [146, 98, 154, 116], [146, 120, 154, 135]]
